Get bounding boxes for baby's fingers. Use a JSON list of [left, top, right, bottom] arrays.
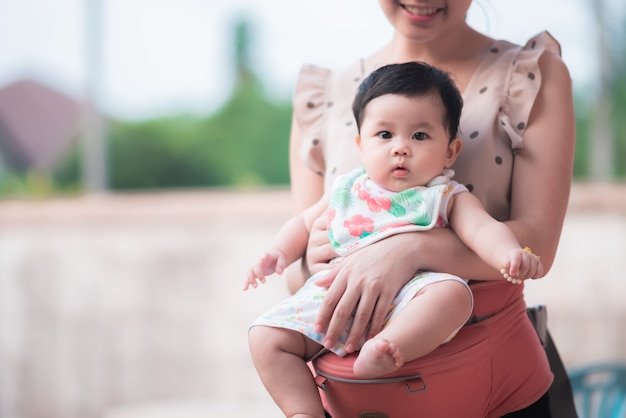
[[517, 247, 542, 278], [501, 247, 543, 285], [520, 253, 544, 279], [251, 266, 268, 283], [274, 255, 287, 275], [500, 252, 525, 284], [243, 266, 266, 290], [243, 275, 260, 291]]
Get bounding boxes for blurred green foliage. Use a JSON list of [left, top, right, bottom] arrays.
[[103, 18, 292, 190], [50, 81, 292, 191], [570, 36, 626, 179], [572, 101, 591, 179], [611, 46, 626, 178], [106, 85, 291, 190], [54, 18, 292, 193]]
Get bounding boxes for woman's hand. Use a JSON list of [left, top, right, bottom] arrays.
[[315, 233, 423, 353], [305, 214, 336, 275], [286, 212, 337, 295]]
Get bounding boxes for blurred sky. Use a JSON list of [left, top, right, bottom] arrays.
[[0, 0, 623, 120]]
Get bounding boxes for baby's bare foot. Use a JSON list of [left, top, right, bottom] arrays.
[[353, 338, 404, 378]]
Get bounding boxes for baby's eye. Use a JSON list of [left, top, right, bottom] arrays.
[[378, 131, 392, 139], [412, 132, 428, 141]]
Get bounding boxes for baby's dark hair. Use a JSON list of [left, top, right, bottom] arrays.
[[352, 61, 463, 142]]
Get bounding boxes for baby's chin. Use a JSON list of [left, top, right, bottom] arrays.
[[380, 177, 425, 193]]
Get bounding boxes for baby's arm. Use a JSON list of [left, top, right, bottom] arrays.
[[244, 193, 330, 290], [448, 192, 544, 283]]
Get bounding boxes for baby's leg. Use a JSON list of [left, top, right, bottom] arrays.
[[248, 325, 326, 418], [353, 279, 472, 378]]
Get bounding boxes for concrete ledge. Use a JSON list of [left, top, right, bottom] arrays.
[[102, 400, 282, 418]]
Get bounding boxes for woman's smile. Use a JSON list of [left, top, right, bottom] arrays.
[[399, 3, 444, 21]]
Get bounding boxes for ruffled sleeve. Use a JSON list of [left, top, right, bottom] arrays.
[[502, 31, 562, 149], [292, 64, 331, 176]]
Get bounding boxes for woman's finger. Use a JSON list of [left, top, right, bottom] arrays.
[[315, 267, 347, 334], [306, 215, 335, 275], [343, 290, 377, 352], [367, 291, 394, 339], [322, 284, 360, 349]]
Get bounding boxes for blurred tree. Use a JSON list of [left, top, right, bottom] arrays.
[[573, 98, 590, 179], [610, 13, 626, 178], [573, 3, 626, 179], [107, 16, 290, 190], [614, 82, 626, 178], [107, 117, 226, 190], [52, 16, 291, 192], [201, 17, 291, 187], [588, 0, 614, 179]]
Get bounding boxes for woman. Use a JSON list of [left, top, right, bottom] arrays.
[[286, 1, 575, 416]]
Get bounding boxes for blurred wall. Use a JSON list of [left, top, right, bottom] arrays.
[[0, 183, 625, 418]]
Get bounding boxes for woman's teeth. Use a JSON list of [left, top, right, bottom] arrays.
[[403, 6, 438, 16]]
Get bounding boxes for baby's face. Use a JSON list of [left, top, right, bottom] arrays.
[[357, 93, 458, 192]]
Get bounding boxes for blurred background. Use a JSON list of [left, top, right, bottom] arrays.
[[0, 0, 625, 417]]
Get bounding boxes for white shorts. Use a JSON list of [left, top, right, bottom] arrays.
[[250, 270, 472, 356]]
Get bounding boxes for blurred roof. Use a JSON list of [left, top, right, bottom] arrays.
[[0, 79, 81, 171]]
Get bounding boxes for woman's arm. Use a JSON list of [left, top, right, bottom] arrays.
[[316, 52, 575, 351], [505, 51, 575, 272], [288, 115, 324, 214]]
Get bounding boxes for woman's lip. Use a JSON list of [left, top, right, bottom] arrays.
[[400, 4, 443, 22]]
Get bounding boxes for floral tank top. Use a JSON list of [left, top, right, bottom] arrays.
[[327, 168, 467, 257]]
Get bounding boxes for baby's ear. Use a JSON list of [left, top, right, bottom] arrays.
[[445, 137, 463, 167]]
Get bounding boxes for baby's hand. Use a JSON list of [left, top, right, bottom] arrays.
[[500, 247, 544, 284], [243, 250, 286, 290]]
